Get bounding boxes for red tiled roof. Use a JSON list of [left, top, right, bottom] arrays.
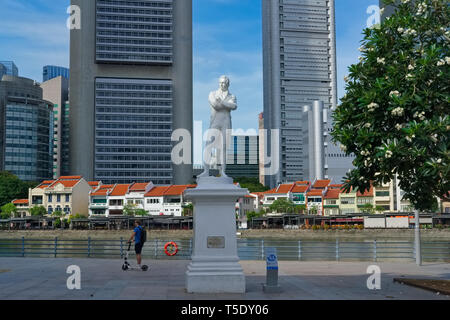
[[91, 185, 115, 196], [49, 180, 80, 188], [325, 189, 341, 199], [291, 185, 309, 193], [129, 183, 150, 192], [251, 192, 266, 199], [144, 186, 171, 197], [264, 188, 278, 194], [307, 190, 324, 197], [275, 183, 294, 194], [37, 180, 55, 189], [88, 181, 100, 186], [12, 199, 28, 204], [295, 181, 310, 185], [313, 180, 331, 189], [109, 184, 131, 196], [357, 185, 374, 197], [164, 185, 196, 196]]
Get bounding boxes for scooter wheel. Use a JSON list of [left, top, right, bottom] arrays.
[[141, 265, 148, 271], [122, 264, 128, 271]]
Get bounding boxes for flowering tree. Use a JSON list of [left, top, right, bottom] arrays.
[[332, 0, 449, 212]]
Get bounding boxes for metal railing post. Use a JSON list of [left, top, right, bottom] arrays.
[[374, 240, 377, 262], [120, 237, 123, 257], [155, 239, 158, 259], [189, 238, 193, 256], [87, 237, 91, 258], [415, 210, 422, 266], [21, 237, 25, 257], [54, 237, 58, 258], [261, 239, 264, 260], [298, 240, 302, 261], [336, 239, 339, 261]]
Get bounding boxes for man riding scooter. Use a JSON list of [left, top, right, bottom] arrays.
[[128, 220, 146, 269]]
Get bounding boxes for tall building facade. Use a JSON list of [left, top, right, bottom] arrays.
[[0, 61, 18, 77], [0, 64, 6, 80], [262, 0, 352, 188], [43, 66, 70, 82], [0, 76, 53, 181], [225, 135, 259, 179], [41, 76, 69, 178], [70, 0, 193, 185]]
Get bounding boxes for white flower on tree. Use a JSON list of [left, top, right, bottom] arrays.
[[389, 91, 401, 98]]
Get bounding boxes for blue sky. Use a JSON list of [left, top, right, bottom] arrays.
[[0, 0, 379, 163]]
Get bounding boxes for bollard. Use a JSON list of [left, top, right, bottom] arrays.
[[263, 247, 282, 293]]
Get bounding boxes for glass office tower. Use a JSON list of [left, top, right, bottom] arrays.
[[0, 61, 19, 77], [225, 135, 259, 179], [43, 66, 70, 82], [0, 76, 53, 181], [262, 0, 353, 187], [70, 0, 193, 185]]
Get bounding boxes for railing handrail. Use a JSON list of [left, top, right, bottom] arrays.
[[0, 238, 449, 262]]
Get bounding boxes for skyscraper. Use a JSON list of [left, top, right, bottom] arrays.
[[43, 66, 70, 82], [41, 76, 69, 178], [0, 76, 53, 181], [0, 61, 19, 77], [262, 0, 352, 188], [0, 64, 6, 80], [225, 135, 259, 179], [69, 0, 193, 185]]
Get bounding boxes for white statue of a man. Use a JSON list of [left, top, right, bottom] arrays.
[[200, 75, 237, 179]]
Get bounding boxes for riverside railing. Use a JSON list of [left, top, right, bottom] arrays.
[[0, 238, 449, 262]]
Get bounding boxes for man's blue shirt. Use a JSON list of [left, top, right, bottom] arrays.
[[134, 226, 142, 244]]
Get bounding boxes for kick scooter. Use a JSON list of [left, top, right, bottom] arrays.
[[121, 241, 148, 271]]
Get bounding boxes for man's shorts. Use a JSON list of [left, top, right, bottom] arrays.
[[135, 242, 144, 254]]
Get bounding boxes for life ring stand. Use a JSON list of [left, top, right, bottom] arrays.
[[164, 241, 179, 256]]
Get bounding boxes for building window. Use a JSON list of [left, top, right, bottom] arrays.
[[341, 198, 355, 205], [57, 195, 61, 202]]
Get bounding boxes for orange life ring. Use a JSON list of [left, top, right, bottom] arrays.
[[164, 241, 179, 256]]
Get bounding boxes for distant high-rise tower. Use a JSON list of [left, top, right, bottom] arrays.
[[0, 76, 53, 181], [225, 135, 259, 179], [69, 0, 193, 185], [0, 61, 18, 77], [0, 64, 6, 80], [41, 76, 69, 178], [262, 0, 352, 188], [43, 66, 70, 82]]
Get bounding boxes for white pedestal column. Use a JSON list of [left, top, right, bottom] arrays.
[[184, 176, 248, 293]]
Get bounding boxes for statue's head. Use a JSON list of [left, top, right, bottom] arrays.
[[219, 75, 230, 91]]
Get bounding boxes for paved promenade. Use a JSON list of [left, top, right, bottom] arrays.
[[0, 258, 449, 300]]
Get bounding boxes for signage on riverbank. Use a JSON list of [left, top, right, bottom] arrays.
[[265, 247, 278, 270]]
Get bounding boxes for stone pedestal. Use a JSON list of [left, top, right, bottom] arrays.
[[184, 176, 248, 293]]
